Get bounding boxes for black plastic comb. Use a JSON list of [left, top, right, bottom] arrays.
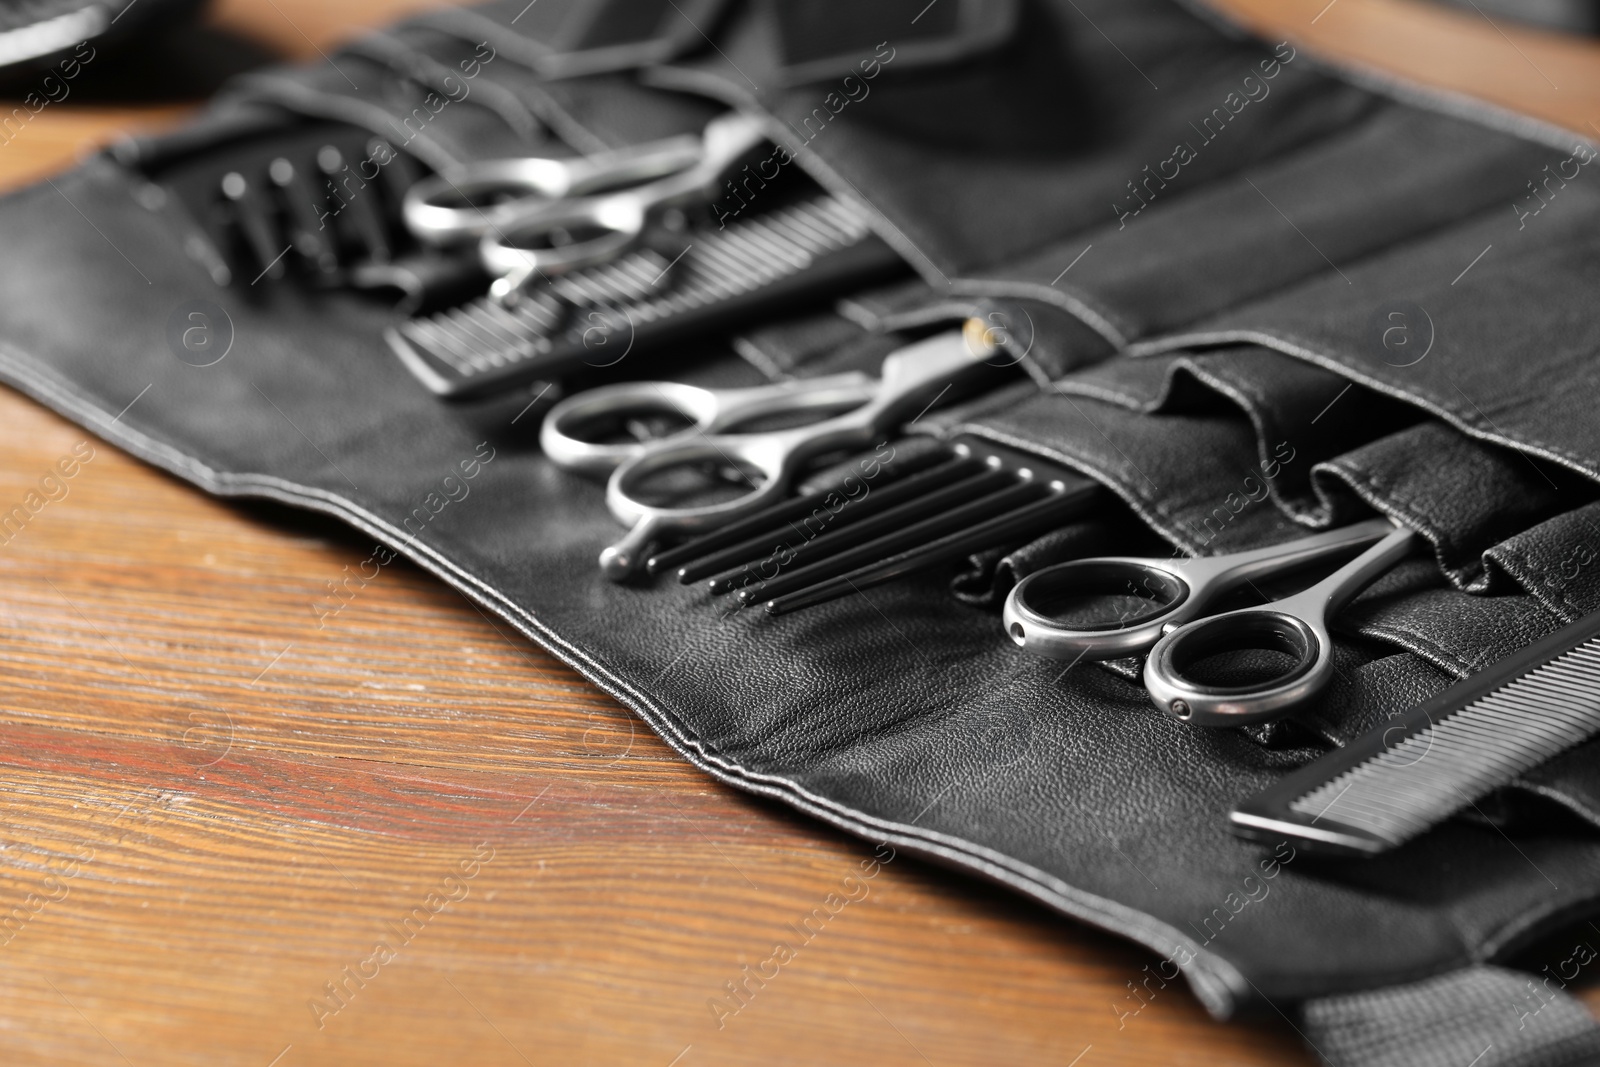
[[1232, 607, 1600, 855], [649, 437, 1103, 614]]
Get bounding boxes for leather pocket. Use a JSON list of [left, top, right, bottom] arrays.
[[1485, 501, 1600, 624], [1139, 163, 1600, 493], [1046, 345, 1419, 526], [1045, 347, 1600, 603], [965, 105, 1551, 347], [942, 345, 1422, 557], [1308, 423, 1598, 593]]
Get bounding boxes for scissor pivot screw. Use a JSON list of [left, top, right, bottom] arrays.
[[961, 317, 1000, 357], [1170, 700, 1192, 721]]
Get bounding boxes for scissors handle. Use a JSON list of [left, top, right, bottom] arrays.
[[402, 134, 704, 247], [1143, 524, 1416, 726], [1003, 516, 1397, 661], [481, 112, 768, 298], [597, 328, 996, 578], [540, 372, 877, 477]]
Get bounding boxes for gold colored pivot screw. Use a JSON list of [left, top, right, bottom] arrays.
[[962, 316, 1001, 357]]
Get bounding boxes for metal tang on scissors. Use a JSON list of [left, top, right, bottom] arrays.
[[1002, 517, 1417, 726], [541, 325, 1001, 580], [476, 112, 768, 303]]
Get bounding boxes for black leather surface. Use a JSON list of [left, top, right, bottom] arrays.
[[1490, 502, 1600, 625], [1145, 180, 1600, 488], [5, 0, 1600, 1053]]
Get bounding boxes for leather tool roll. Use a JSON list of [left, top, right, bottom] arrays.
[[6, 1, 1600, 1063]]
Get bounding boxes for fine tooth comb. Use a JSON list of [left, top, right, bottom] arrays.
[[385, 195, 903, 399], [1231, 607, 1600, 856], [649, 437, 1103, 615]]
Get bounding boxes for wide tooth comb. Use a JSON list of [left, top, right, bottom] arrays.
[[646, 441, 959, 579], [654, 438, 1103, 614], [761, 484, 1098, 615], [268, 156, 339, 277], [317, 144, 392, 264], [704, 454, 1001, 592], [1231, 608, 1600, 856], [728, 459, 1029, 603], [219, 170, 285, 281]]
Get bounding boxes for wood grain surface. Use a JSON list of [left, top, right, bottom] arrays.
[[0, 2, 1596, 1065]]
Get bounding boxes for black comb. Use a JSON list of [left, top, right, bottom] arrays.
[[386, 195, 904, 399], [650, 438, 1103, 615], [1232, 607, 1600, 856]]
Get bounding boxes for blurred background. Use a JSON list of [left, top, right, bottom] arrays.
[[1, 0, 1598, 196]]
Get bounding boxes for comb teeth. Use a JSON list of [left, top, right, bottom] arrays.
[[387, 195, 886, 397], [1232, 613, 1600, 856], [396, 291, 564, 378], [549, 249, 673, 307], [646, 439, 1103, 615]]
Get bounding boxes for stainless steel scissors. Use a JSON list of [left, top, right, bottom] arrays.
[[541, 327, 999, 580], [401, 131, 705, 247], [1002, 518, 1417, 726], [403, 112, 767, 304]]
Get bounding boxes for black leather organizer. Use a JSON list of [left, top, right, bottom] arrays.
[[7, 1, 1600, 1062]]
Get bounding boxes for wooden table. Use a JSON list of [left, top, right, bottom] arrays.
[[0, 2, 1595, 1063]]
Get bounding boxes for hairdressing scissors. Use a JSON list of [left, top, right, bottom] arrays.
[[541, 326, 1000, 580], [403, 112, 767, 303], [402, 133, 704, 247], [1002, 518, 1417, 726]]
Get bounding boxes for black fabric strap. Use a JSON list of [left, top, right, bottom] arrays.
[[1302, 966, 1600, 1067]]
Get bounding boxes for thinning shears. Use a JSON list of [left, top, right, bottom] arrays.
[[541, 327, 1002, 580], [401, 112, 767, 303], [1002, 518, 1417, 726]]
